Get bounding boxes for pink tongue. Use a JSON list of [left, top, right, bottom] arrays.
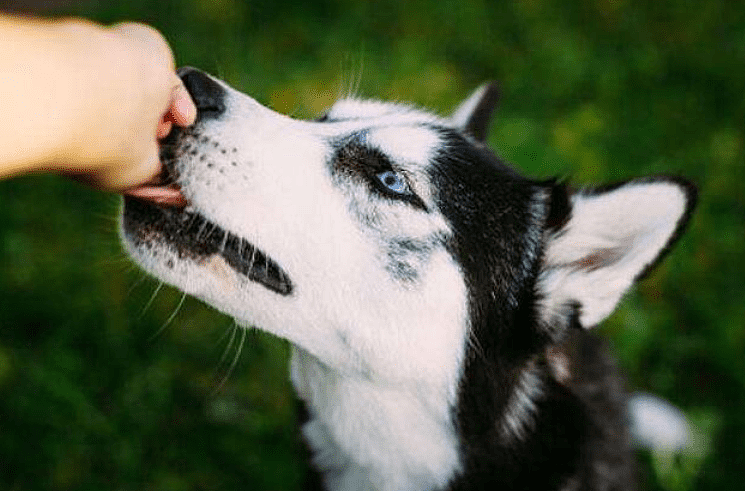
[[123, 184, 187, 208]]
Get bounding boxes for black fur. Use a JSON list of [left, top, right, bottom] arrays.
[[427, 129, 637, 490], [461, 82, 501, 142], [122, 199, 293, 295], [330, 133, 429, 211], [544, 181, 572, 233]]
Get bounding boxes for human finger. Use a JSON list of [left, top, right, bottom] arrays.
[[157, 118, 173, 139], [107, 22, 175, 72], [166, 77, 197, 127], [122, 142, 163, 190]]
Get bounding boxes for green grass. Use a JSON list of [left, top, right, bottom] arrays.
[[1, 0, 743, 489]]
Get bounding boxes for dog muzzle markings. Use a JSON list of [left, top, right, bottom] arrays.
[[121, 68, 293, 296], [122, 198, 293, 295]]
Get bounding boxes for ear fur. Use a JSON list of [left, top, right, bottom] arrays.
[[539, 177, 697, 328], [450, 82, 500, 141]]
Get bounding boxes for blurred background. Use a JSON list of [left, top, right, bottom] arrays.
[[1, 0, 742, 489]]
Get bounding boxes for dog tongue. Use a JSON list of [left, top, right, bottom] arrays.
[[123, 183, 187, 208]]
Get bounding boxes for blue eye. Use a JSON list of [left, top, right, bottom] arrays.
[[375, 170, 410, 195]]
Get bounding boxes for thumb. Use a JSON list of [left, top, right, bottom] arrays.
[[122, 143, 163, 190], [63, 147, 160, 191], [92, 142, 162, 191]]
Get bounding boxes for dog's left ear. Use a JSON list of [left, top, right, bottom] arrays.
[[450, 82, 500, 141], [539, 177, 697, 328]]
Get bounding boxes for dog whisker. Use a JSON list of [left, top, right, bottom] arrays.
[[211, 323, 247, 395], [215, 322, 238, 371], [139, 281, 163, 318], [218, 230, 229, 255], [124, 271, 149, 298], [148, 292, 186, 341]]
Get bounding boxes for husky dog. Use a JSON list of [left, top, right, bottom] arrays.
[[121, 68, 696, 491]]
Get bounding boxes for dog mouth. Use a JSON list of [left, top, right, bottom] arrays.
[[123, 181, 187, 208], [122, 152, 293, 296], [122, 143, 190, 209]]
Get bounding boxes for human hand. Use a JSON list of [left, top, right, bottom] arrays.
[[57, 21, 197, 191], [0, 16, 196, 189]]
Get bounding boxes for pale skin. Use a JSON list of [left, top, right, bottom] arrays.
[[0, 14, 197, 192]]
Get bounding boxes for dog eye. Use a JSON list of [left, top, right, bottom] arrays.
[[375, 170, 410, 195]]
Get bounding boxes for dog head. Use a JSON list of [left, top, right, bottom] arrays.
[[121, 69, 696, 394]]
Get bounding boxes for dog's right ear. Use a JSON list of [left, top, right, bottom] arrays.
[[450, 82, 500, 142]]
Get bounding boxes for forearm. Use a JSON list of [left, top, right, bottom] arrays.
[[0, 15, 105, 179]]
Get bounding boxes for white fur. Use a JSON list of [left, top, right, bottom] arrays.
[[500, 362, 543, 440], [121, 77, 469, 490], [449, 83, 491, 130], [292, 350, 463, 491], [539, 182, 688, 327], [327, 98, 445, 128], [628, 393, 691, 452]]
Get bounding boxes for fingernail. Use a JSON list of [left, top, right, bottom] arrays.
[[157, 119, 173, 139], [174, 84, 197, 125]]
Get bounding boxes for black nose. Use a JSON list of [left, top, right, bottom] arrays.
[[177, 66, 225, 120]]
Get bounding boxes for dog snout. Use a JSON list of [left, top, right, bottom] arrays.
[[178, 66, 226, 121]]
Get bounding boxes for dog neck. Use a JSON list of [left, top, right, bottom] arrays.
[[290, 347, 463, 491]]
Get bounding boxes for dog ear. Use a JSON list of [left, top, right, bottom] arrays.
[[450, 82, 500, 141], [539, 177, 697, 328]]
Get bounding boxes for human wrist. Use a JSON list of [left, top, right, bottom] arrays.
[[49, 18, 126, 171], [0, 15, 109, 177]]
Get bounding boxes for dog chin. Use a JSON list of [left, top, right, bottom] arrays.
[[120, 196, 293, 297]]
